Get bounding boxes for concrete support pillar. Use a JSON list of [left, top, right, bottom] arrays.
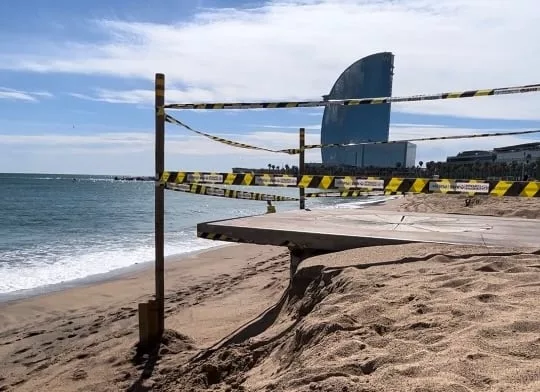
[[138, 300, 159, 351], [288, 247, 329, 282]]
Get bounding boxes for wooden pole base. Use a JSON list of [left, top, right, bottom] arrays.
[[138, 300, 160, 351]]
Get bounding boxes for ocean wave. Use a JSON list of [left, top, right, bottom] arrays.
[[0, 236, 219, 295]]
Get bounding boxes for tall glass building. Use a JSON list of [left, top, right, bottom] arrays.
[[321, 52, 416, 168]]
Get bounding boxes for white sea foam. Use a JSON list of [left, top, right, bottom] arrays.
[[315, 195, 397, 209], [0, 235, 220, 294], [0, 178, 393, 297]]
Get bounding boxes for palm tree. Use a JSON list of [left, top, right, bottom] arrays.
[[267, 164, 272, 172]]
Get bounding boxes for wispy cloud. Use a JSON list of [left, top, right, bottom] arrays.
[[391, 123, 450, 129], [0, 87, 53, 102], [259, 124, 321, 131], [0, 124, 535, 174], [1, 0, 539, 119]]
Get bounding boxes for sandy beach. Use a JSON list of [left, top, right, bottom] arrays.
[[0, 194, 539, 391]]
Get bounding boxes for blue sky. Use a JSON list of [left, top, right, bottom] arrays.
[[1, 0, 539, 175]]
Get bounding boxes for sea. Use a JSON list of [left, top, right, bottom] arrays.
[[0, 173, 392, 298]]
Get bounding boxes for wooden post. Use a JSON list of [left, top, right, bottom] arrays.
[[138, 300, 159, 351], [138, 302, 150, 349], [299, 128, 305, 210], [155, 73, 165, 340]]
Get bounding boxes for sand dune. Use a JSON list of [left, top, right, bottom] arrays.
[[385, 193, 540, 219], [157, 244, 540, 392], [0, 245, 290, 391], [0, 195, 538, 391]]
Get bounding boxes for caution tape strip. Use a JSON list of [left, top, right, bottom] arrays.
[[380, 178, 540, 197], [281, 129, 540, 154], [165, 114, 281, 153], [305, 190, 384, 198], [166, 112, 540, 155], [198, 231, 297, 247], [164, 83, 540, 110], [160, 172, 540, 197], [198, 232, 243, 242], [165, 113, 277, 153], [165, 183, 298, 201]]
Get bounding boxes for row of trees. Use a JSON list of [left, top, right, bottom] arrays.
[[421, 159, 540, 181], [266, 164, 295, 173], [256, 159, 540, 180]]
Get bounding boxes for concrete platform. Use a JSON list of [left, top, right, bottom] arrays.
[[197, 209, 540, 250]]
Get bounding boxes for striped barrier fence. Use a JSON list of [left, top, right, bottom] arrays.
[[165, 183, 298, 201], [160, 172, 540, 197], [165, 112, 540, 155], [165, 183, 384, 201], [197, 231, 297, 247], [305, 190, 384, 198], [164, 83, 540, 110]]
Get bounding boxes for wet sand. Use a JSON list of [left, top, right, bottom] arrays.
[[0, 194, 538, 391]]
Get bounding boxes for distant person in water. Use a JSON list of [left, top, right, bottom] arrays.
[[266, 200, 276, 214]]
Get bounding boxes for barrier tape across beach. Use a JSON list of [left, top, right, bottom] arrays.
[[284, 129, 540, 154], [163, 83, 540, 110], [197, 231, 297, 247], [165, 183, 298, 201], [165, 182, 385, 201], [165, 114, 279, 153], [305, 190, 384, 198], [160, 172, 540, 197], [165, 113, 540, 155]]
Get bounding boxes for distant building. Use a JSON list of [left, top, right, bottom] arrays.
[[493, 142, 540, 163], [446, 150, 496, 164], [320, 52, 416, 168], [447, 142, 540, 164]]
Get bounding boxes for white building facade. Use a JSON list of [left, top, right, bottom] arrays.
[[494, 142, 540, 163]]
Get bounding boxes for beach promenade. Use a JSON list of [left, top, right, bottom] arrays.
[[0, 194, 539, 391]]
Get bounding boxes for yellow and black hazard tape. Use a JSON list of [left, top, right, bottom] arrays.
[[305, 190, 383, 198], [165, 112, 540, 155], [165, 114, 280, 153], [161, 171, 300, 187], [281, 129, 540, 154], [381, 178, 540, 197], [197, 232, 242, 242], [198, 231, 297, 247], [160, 172, 540, 197], [164, 83, 540, 110], [165, 183, 298, 201]]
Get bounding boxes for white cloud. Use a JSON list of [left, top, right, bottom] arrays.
[[0, 129, 320, 174], [391, 123, 449, 129], [259, 124, 321, 130], [388, 125, 538, 163], [1, 0, 540, 119], [0, 87, 53, 102], [0, 124, 535, 174], [32, 91, 54, 98]]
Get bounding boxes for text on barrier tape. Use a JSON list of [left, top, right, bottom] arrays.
[[165, 182, 298, 201], [164, 83, 540, 110], [160, 172, 540, 197]]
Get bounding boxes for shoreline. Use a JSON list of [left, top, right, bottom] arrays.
[[0, 242, 292, 392], [1, 194, 538, 391], [0, 243, 233, 305], [0, 195, 397, 304]]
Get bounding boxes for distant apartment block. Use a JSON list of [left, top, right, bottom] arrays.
[[447, 142, 540, 164], [320, 52, 416, 168]]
